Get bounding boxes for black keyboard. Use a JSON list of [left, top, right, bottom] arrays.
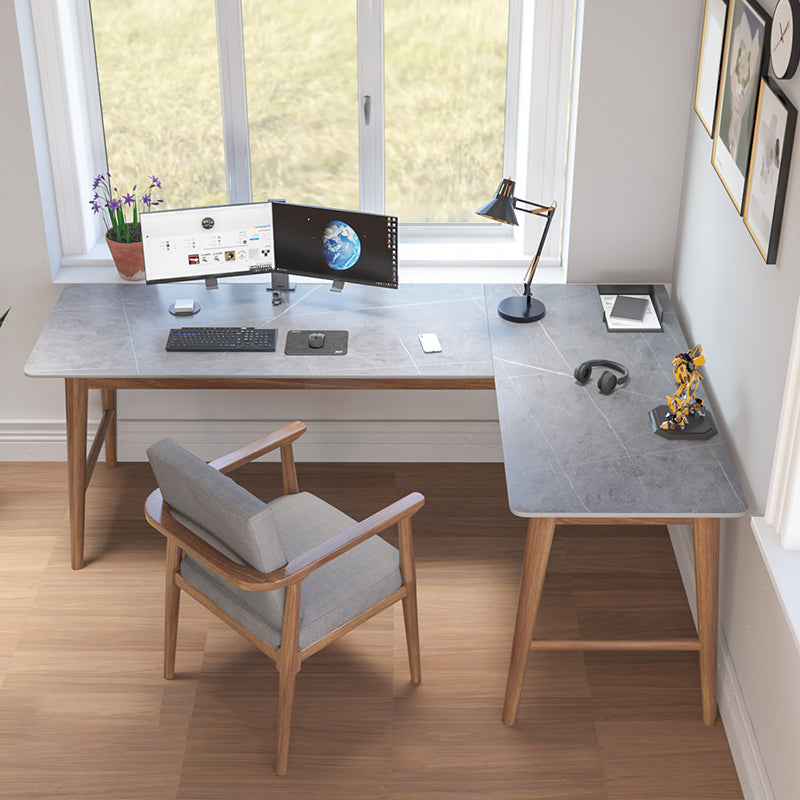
[[166, 327, 277, 352]]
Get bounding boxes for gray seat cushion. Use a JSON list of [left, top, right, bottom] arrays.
[[182, 492, 402, 649], [148, 439, 402, 650]]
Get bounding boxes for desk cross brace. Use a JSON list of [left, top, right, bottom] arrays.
[[502, 515, 720, 728]]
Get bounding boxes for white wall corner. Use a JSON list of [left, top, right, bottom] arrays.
[[668, 523, 774, 800]]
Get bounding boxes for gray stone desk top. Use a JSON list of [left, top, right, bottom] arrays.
[[485, 284, 747, 519], [26, 280, 747, 520], [24, 282, 493, 381]]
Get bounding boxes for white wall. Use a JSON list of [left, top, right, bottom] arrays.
[[566, 0, 699, 284], [1, 1, 64, 457], [673, 1, 800, 797]]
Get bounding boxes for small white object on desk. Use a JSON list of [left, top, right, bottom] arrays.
[[418, 333, 442, 353], [171, 299, 199, 316]]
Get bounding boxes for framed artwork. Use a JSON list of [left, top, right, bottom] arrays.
[[695, 0, 729, 136], [712, 0, 770, 213], [743, 78, 796, 263]]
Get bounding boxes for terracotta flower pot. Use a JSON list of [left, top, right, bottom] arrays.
[[106, 230, 145, 281]]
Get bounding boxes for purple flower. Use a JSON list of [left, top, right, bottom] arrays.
[[122, 193, 136, 205], [109, 198, 122, 212], [141, 193, 151, 205], [149, 175, 161, 188], [90, 200, 101, 213]]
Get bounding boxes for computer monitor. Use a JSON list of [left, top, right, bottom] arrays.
[[271, 202, 398, 290], [142, 202, 274, 285]]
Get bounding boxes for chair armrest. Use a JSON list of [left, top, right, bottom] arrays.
[[285, 492, 425, 582], [145, 489, 288, 591], [209, 420, 307, 474], [145, 486, 424, 591]]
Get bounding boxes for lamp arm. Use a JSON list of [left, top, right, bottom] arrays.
[[514, 200, 556, 297]]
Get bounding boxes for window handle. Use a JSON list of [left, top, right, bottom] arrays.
[[363, 95, 372, 126]]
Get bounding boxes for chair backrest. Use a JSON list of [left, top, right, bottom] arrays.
[[147, 438, 288, 573]]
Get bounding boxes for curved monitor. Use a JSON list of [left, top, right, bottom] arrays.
[[271, 202, 398, 290], [142, 202, 274, 284]]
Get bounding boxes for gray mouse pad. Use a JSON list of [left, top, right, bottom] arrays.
[[284, 330, 349, 355]]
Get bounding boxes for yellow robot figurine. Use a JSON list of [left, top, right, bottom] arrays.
[[661, 345, 706, 431]]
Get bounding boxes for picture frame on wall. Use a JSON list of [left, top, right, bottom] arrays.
[[695, 0, 729, 136], [743, 78, 796, 263], [712, 0, 770, 213]]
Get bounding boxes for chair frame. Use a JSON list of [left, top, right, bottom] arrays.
[[144, 420, 423, 775]]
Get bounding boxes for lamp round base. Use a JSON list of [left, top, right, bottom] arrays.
[[497, 295, 546, 323]]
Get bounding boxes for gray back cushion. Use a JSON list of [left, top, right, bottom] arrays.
[[147, 438, 287, 573]]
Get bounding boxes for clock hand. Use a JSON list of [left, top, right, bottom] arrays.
[[774, 22, 788, 51]]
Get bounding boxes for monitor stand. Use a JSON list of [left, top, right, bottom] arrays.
[[269, 272, 295, 292], [268, 271, 296, 306]]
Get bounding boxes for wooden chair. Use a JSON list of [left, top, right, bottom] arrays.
[[143, 420, 423, 775]]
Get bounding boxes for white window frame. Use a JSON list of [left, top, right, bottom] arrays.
[[18, 0, 577, 284], [750, 289, 800, 653], [764, 293, 800, 552]]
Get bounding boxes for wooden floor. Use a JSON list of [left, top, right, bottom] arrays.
[[0, 461, 743, 799]]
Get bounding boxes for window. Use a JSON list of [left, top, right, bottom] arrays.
[[764, 296, 800, 552], [751, 291, 800, 651], [22, 0, 576, 279]]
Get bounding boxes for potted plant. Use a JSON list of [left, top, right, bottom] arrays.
[[90, 173, 164, 281]]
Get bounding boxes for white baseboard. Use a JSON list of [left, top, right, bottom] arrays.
[[0, 419, 504, 463], [668, 524, 774, 800]]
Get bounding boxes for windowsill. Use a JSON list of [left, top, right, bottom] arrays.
[[751, 516, 800, 654], [53, 237, 567, 286]]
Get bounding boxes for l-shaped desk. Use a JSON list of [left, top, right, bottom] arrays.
[[25, 281, 747, 727]]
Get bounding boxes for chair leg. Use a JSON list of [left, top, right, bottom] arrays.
[[276, 660, 300, 776], [398, 517, 421, 684], [275, 583, 302, 775], [164, 540, 182, 679]]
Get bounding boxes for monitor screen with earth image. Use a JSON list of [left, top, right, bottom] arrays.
[[271, 202, 398, 290]]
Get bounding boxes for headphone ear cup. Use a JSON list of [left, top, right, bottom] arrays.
[[574, 363, 592, 384], [597, 371, 617, 395]]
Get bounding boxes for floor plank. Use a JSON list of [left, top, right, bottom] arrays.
[[0, 461, 743, 798]]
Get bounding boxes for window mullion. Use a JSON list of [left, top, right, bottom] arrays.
[[215, 0, 251, 204], [521, 0, 575, 263], [357, 0, 384, 213]]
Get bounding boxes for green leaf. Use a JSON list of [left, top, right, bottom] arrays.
[[0, 307, 10, 328]]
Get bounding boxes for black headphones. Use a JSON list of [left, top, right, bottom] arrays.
[[573, 359, 630, 395]]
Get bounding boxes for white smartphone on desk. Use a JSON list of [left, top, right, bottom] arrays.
[[418, 333, 442, 353]]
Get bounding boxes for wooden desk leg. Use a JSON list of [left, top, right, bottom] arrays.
[[65, 378, 88, 570], [693, 517, 720, 726], [503, 517, 556, 726], [101, 388, 117, 468]]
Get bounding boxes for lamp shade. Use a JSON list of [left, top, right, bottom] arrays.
[[476, 178, 518, 225]]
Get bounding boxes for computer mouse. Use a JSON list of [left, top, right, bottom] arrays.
[[308, 332, 326, 349]]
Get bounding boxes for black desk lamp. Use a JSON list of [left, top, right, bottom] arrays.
[[477, 178, 556, 322]]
